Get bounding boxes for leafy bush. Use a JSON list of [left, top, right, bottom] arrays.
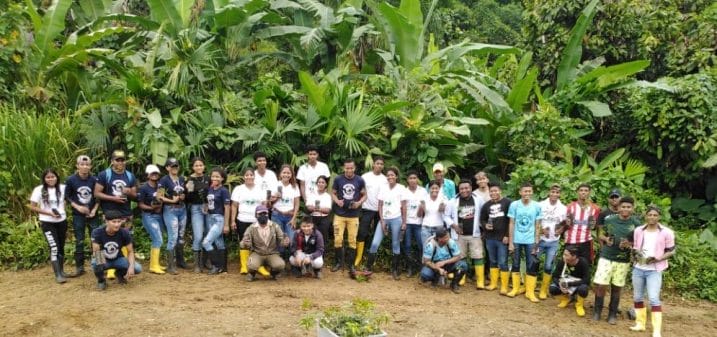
[[0, 219, 49, 270], [664, 229, 717, 302]]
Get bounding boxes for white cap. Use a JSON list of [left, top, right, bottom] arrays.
[[432, 162, 444, 172], [145, 164, 161, 175]]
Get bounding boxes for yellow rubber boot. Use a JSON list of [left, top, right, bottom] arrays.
[[257, 266, 271, 277], [557, 295, 570, 308], [475, 265, 485, 290], [538, 273, 551, 299], [499, 271, 510, 295], [354, 241, 364, 267], [459, 274, 466, 286], [506, 272, 521, 297], [524, 275, 540, 303], [630, 307, 647, 331], [106, 269, 116, 280], [651, 311, 662, 337], [575, 295, 586, 317], [121, 246, 128, 257], [487, 268, 499, 291], [149, 248, 165, 274], [239, 249, 250, 274]]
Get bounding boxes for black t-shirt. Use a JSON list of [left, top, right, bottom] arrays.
[[137, 183, 160, 213], [458, 196, 476, 235], [97, 169, 136, 217], [91, 227, 132, 261], [332, 174, 366, 217], [65, 173, 98, 215], [480, 197, 512, 241], [206, 186, 230, 215], [185, 175, 209, 205], [552, 256, 591, 287], [597, 207, 617, 227]]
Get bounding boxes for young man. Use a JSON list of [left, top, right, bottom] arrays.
[[91, 210, 140, 290], [296, 144, 331, 202], [65, 155, 100, 276], [241, 205, 290, 281], [331, 158, 366, 275], [593, 197, 640, 324], [420, 227, 467, 293], [597, 188, 622, 227], [472, 171, 490, 201], [550, 245, 591, 317], [537, 184, 567, 299], [479, 182, 512, 294], [253, 151, 278, 195], [94, 150, 137, 219], [564, 184, 600, 264], [444, 179, 485, 289], [426, 162, 456, 200], [289, 215, 325, 279], [506, 182, 542, 302], [356, 157, 387, 267]]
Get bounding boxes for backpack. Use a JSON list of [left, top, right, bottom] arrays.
[[103, 168, 135, 187], [428, 237, 454, 262]]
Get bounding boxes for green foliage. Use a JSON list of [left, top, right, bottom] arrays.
[[664, 230, 717, 302], [0, 219, 49, 270], [430, 0, 522, 46], [670, 198, 717, 231], [299, 298, 389, 337]]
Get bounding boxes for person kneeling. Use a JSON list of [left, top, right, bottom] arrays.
[[420, 228, 467, 293], [549, 245, 591, 317], [289, 215, 325, 279], [241, 205, 290, 281], [91, 210, 141, 290]]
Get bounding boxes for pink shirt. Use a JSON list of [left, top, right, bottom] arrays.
[[632, 224, 675, 272]]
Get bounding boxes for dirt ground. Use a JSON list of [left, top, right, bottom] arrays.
[[1, 262, 716, 337]]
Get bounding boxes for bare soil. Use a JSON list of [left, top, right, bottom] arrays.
[[1, 263, 716, 337]]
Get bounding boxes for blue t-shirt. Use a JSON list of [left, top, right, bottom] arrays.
[[206, 186, 230, 215], [97, 169, 136, 217], [137, 183, 160, 213], [158, 175, 186, 204], [423, 238, 461, 262], [332, 174, 366, 217], [507, 200, 542, 244], [91, 227, 132, 261], [65, 173, 98, 215]]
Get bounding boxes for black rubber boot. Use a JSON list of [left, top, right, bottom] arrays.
[[593, 295, 604, 321], [193, 250, 202, 273], [391, 255, 401, 280], [607, 287, 621, 325], [203, 248, 212, 269], [331, 247, 344, 272], [451, 268, 465, 293], [166, 249, 178, 275], [404, 252, 415, 278], [346, 248, 357, 276], [58, 255, 69, 278], [68, 251, 85, 277], [365, 253, 377, 272], [51, 260, 67, 284], [207, 250, 224, 275], [175, 243, 188, 269]]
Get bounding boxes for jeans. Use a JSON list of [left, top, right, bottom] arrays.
[[272, 211, 294, 253], [632, 267, 663, 307], [486, 239, 509, 271], [369, 217, 402, 255], [202, 214, 226, 251], [421, 226, 441, 248], [512, 243, 537, 276], [163, 205, 187, 250], [537, 239, 559, 274], [419, 260, 468, 281], [403, 223, 423, 256], [141, 212, 164, 248], [189, 204, 208, 251], [72, 214, 99, 258], [91, 257, 142, 280]]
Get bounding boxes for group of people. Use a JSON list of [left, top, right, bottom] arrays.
[[29, 147, 674, 337]]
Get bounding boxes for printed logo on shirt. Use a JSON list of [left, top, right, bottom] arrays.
[[111, 179, 127, 197], [489, 203, 505, 218], [103, 241, 120, 260], [77, 186, 93, 205], [207, 193, 215, 210], [517, 215, 532, 234], [342, 183, 356, 200], [458, 205, 475, 220], [543, 206, 562, 225]]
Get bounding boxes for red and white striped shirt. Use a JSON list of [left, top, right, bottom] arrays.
[[564, 201, 600, 244]]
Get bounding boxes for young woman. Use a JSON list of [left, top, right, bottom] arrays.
[[203, 167, 231, 275], [421, 180, 447, 246], [158, 158, 187, 274], [29, 168, 68, 283], [630, 206, 676, 337], [307, 175, 332, 254], [137, 164, 166, 274], [473, 171, 490, 201], [272, 164, 301, 263], [365, 167, 407, 280], [403, 171, 428, 277], [231, 168, 265, 274], [185, 157, 210, 273]]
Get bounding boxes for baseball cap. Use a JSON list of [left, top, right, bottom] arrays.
[[145, 164, 161, 175], [104, 209, 126, 221], [432, 163, 444, 172], [165, 158, 180, 167], [255, 205, 269, 214], [76, 155, 91, 164], [609, 188, 621, 198], [111, 150, 126, 160]]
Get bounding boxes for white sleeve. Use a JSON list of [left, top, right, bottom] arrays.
[[30, 185, 42, 203], [231, 186, 241, 202], [296, 165, 306, 182]]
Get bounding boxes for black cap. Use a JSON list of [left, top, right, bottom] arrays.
[[609, 188, 621, 198], [104, 210, 125, 220], [165, 158, 179, 167]]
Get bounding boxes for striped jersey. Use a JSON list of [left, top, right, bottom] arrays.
[[564, 201, 600, 244]]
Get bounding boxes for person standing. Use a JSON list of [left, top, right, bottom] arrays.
[[445, 179, 485, 289], [473, 171, 490, 201], [94, 150, 137, 219], [296, 144, 331, 202], [629, 206, 675, 337], [65, 155, 100, 276], [426, 163, 456, 200], [203, 167, 231, 275], [479, 182, 512, 294], [537, 184, 567, 299], [231, 168, 266, 274], [564, 183, 600, 263], [356, 157, 387, 268], [307, 175, 332, 254], [550, 245, 591, 317], [597, 188, 622, 227], [330, 158, 366, 275], [506, 182, 542, 302], [272, 164, 301, 268], [365, 167, 406, 280], [421, 180, 447, 245], [254, 151, 279, 197], [158, 158, 187, 274], [137, 164, 166, 274], [403, 171, 428, 277], [185, 158, 210, 273], [29, 168, 69, 283]]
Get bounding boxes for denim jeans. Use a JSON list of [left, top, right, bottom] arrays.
[[163, 205, 187, 250], [91, 257, 142, 279], [421, 226, 441, 249], [537, 239, 559, 274], [632, 267, 663, 307], [486, 239, 509, 271], [72, 214, 99, 256], [141, 212, 164, 248], [369, 217, 402, 255], [202, 214, 226, 251], [419, 260, 468, 281], [272, 211, 294, 253], [403, 223, 423, 256], [189, 204, 208, 251], [512, 243, 537, 275]]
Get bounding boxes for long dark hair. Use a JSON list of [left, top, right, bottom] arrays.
[[40, 168, 61, 207]]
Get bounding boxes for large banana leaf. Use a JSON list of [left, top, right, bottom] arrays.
[[30, 0, 73, 55], [556, 0, 599, 91], [376, 0, 422, 68], [575, 60, 651, 88], [174, 0, 196, 27], [577, 100, 612, 117], [298, 71, 335, 118], [506, 67, 537, 114], [77, 0, 110, 23], [147, 0, 184, 31]]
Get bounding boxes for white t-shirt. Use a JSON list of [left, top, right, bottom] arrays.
[[539, 198, 567, 242], [231, 184, 265, 223], [405, 186, 428, 225], [635, 230, 659, 271], [273, 182, 300, 213], [361, 172, 387, 211], [422, 195, 447, 227], [379, 183, 407, 220], [254, 169, 278, 194], [473, 188, 490, 203], [296, 161, 330, 198], [307, 191, 332, 217], [30, 184, 67, 222]]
